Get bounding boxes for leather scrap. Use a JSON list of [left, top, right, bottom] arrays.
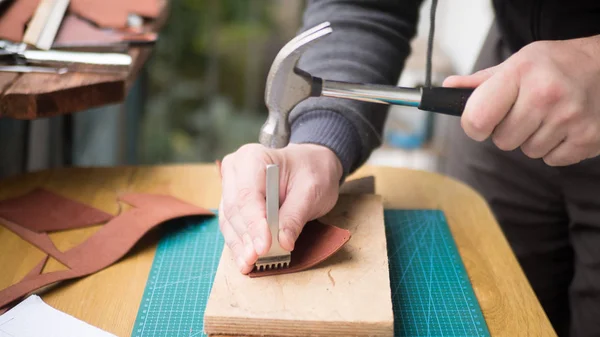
[[0, 190, 214, 309], [0, 220, 68, 266], [248, 220, 351, 278], [70, 0, 162, 28], [0, 188, 113, 233], [53, 15, 157, 48], [0, 0, 40, 43], [22, 256, 49, 281], [0, 255, 49, 315]]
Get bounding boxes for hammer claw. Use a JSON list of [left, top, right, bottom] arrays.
[[260, 22, 333, 149]]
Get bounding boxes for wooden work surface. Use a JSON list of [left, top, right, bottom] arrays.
[[0, 4, 169, 120], [205, 194, 394, 337], [0, 164, 556, 336]]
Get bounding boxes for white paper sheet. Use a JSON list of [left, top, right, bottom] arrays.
[[0, 295, 116, 337]]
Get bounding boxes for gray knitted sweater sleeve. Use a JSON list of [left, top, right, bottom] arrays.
[[289, 0, 423, 179]]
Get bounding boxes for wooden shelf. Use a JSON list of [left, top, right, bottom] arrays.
[[0, 3, 169, 120]]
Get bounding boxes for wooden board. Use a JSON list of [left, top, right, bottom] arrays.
[[204, 194, 394, 337]]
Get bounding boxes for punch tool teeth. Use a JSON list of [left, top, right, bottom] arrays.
[[255, 257, 290, 272], [254, 164, 291, 272]]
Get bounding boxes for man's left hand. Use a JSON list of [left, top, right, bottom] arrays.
[[444, 35, 600, 166]]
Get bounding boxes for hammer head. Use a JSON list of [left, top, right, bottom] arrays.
[[259, 22, 332, 148]]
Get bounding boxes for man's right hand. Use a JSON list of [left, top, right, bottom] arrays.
[[218, 143, 343, 274]]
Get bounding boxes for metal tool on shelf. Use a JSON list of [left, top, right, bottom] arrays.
[[0, 40, 132, 73], [0, 65, 67, 74]]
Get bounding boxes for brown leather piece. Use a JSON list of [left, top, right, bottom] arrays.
[[23, 256, 49, 281], [1, 219, 69, 265], [53, 15, 157, 47], [248, 220, 351, 278], [70, 0, 162, 28], [0, 188, 113, 233], [0, 0, 40, 42], [0, 190, 214, 309], [0, 255, 49, 315]]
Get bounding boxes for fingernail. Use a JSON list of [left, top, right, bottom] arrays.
[[253, 237, 265, 254], [283, 227, 296, 241]]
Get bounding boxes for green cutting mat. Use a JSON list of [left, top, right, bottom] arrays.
[[132, 210, 490, 337]]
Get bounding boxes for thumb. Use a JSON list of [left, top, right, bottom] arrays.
[[443, 64, 501, 88], [277, 184, 321, 251]]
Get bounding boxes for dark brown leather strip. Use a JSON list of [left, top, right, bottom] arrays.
[[0, 188, 113, 233], [248, 220, 351, 278], [0, 192, 214, 309]]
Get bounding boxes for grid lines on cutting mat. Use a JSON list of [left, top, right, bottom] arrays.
[[132, 210, 490, 337], [132, 217, 222, 337], [385, 209, 490, 337]]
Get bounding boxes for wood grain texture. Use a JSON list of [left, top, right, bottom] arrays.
[[204, 194, 393, 337], [1, 69, 126, 119], [0, 164, 556, 336]]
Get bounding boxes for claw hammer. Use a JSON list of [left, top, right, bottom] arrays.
[[259, 21, 473, 149]]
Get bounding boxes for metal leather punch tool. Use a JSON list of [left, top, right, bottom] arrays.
[[254, 164, 290, 271]]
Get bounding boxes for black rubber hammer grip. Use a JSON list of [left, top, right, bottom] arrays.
[[419, 87, 474, 116]]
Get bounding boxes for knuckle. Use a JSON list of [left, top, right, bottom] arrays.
[[238, 143, 265, 157], [239, 143, 277, 165], [531, 82, 564, 108], [464, 114, 491, 139], [515, 57, 535, 75], [238, 143, 260, 153]]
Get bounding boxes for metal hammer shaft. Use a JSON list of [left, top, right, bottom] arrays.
[[317, 78, 474, 117]]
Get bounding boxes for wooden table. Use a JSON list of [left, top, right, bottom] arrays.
[[0, 5, 169, 120], [0, 164, 556, 336]]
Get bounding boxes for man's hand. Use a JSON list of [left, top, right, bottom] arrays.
[[218, 143, 342, 274], [444, 35, 600, 166]]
